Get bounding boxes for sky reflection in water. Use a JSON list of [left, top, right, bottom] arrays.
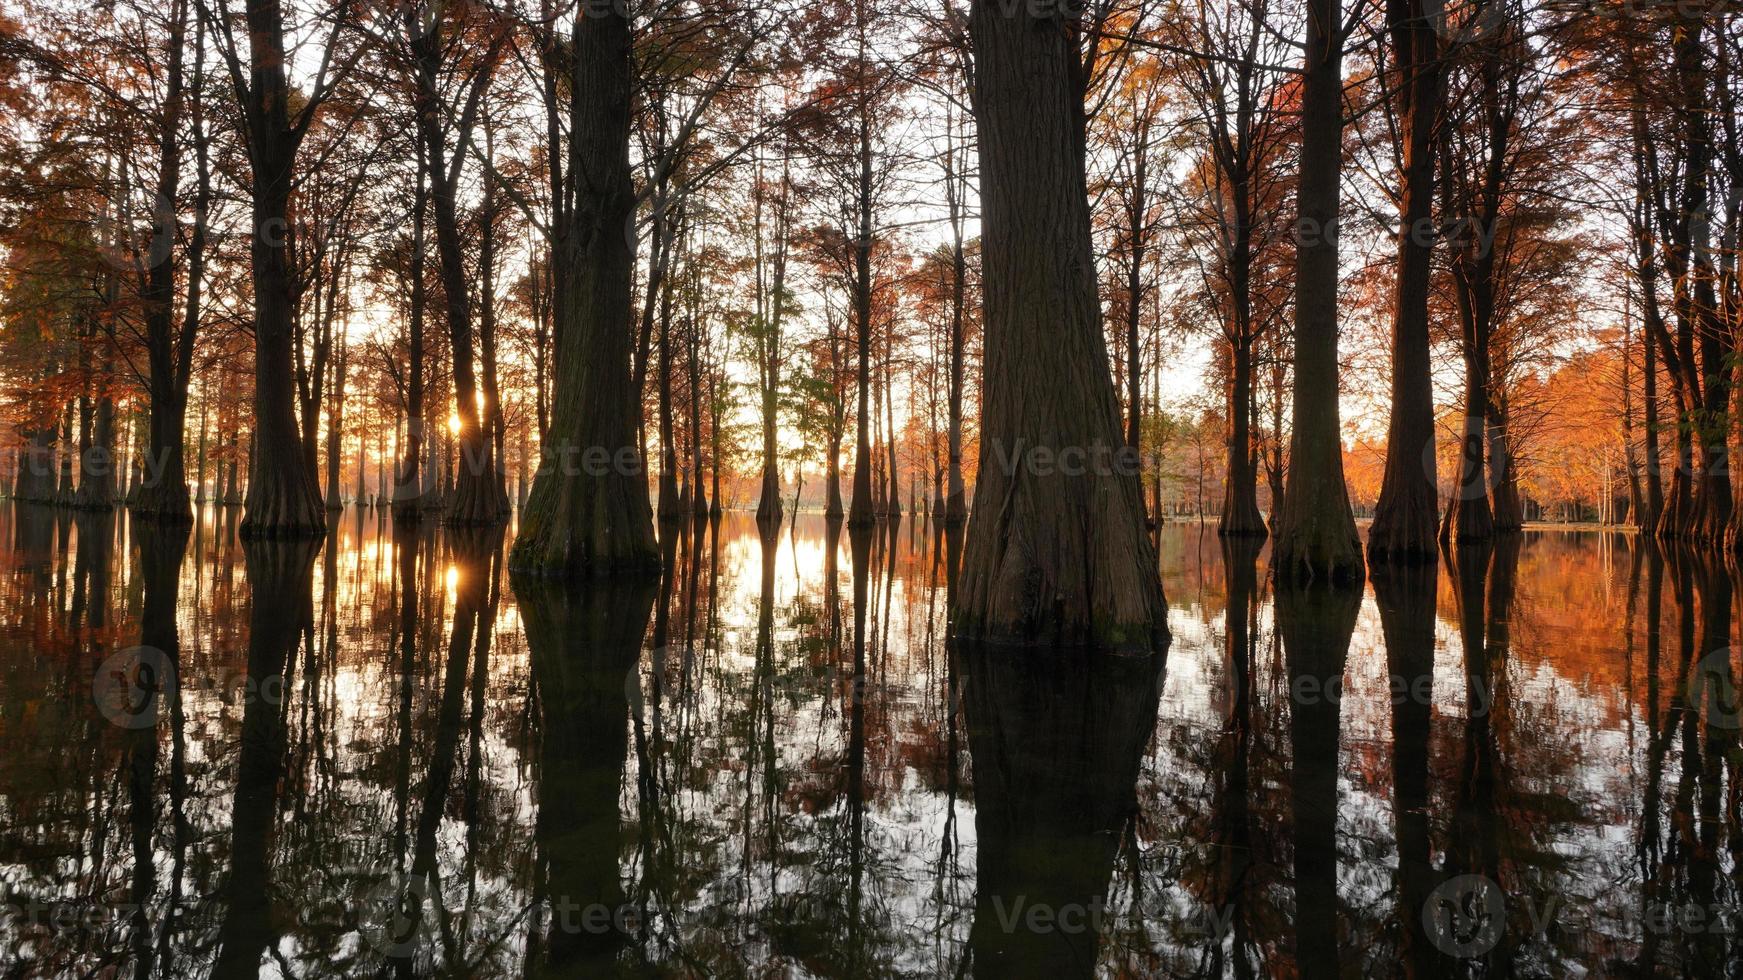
[[0, 504, 1725, 977]]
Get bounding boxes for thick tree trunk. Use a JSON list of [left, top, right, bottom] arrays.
[[1368, 0, 1442, 562], [1272, 0, 1363, 584], [955, 0, 1166, 650], [237, 0, 323, 538], [17, 429, 55, 502], [241, 184, 324, 537], [512, 0, 657, 575]]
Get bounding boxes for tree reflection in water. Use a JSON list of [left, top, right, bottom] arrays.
[[959, 640, 1166, 978], [518, 562, 654, 976], [1, 508, 1743, 976]]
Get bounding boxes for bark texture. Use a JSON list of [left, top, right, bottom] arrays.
[[236, 0, 325, 538], [1271, 0, 1363, 584], [511, 0, 657, 575], [1367, 0, 1443, 562], [954, 0, 1167, 650]]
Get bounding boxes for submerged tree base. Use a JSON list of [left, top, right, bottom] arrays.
[[509, 469, 659, 578], [1273, 512, 1365, 586], [1369, 474, 1441, 564], [239, 487, 327, 539], [131, 478, 193, 524]]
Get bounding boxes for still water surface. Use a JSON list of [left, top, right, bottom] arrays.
[[0, 504, 1726, 976]]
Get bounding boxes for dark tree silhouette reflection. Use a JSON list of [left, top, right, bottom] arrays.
[[1274, 577, 1359, 979], [515, 569, 656, 976], [214, 538, 319, 975], [960, 641, 1166, 978], [1371, 559, 1436, 977]]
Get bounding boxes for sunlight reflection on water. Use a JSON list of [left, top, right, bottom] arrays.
[[0, 504, 1722, 977]]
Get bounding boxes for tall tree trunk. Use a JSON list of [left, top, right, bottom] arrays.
[[412, 23, 505, 527], [944, 112, 969, 526], [688, 317, 709, 519], [18, 428, 55, 502], [513, 0, 657, 574], [1447, 316, 1494, 542], [1368, 0, 1443, 562], [826, 433, 845, 519], [1220, 334, 1265, 536], [755, 148, 790, 525], [133, 0, 199, 522], [656, 247, 680, 520], [884, 352, 901, 520], [395, 160, 429, 519], [236, 0, 324, 538], [76, 346, 118, 511], [1446, 230, 1495, 542], [1273, 0, 1363, 583], [1676, 22, 1731, 547], [709, 366, 723, 517], [479, 130, 511, 515], [1644, 307, 1663, 529], [56, 399, 74, 504], [1623, 293, 1644, 528], [194, 393, 209, 503], [324, 339, 346, 510], [1488, 396, 1524, 531], [222, 428, 240, 504], [848, 0, 877, 529], [955, 0, 1166, 650]]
